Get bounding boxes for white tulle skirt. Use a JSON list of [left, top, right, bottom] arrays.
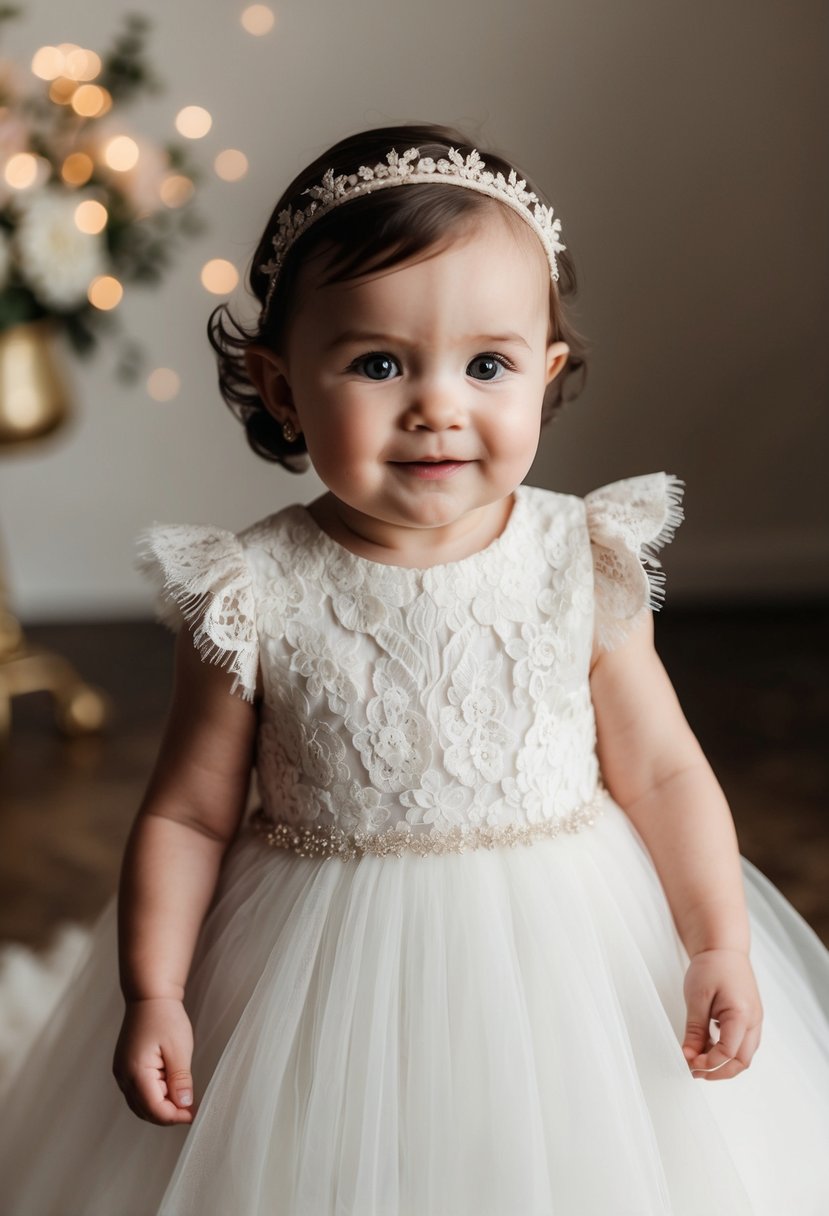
[[1, 794, 828, 1215]]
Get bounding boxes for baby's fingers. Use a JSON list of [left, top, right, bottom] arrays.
[[690, 1038, 736, 1079], [112, 1000, 197, 1124], [691, 1020, 762, 1081], [127, 1068, 195, 1125]]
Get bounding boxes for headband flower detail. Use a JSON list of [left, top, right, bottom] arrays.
[[259, 146, 565, 317]]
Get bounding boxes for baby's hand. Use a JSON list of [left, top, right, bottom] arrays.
[[681, 948, 763, 1081], [112, 997, 197, 1125]]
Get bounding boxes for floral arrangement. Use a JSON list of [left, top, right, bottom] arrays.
[[0, 8, 204, 381]]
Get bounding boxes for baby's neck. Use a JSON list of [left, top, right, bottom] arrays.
[[305, 491, 516, 569]]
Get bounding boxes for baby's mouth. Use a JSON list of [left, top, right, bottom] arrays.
[[389, 459, 471, 479]]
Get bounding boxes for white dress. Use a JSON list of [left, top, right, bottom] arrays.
[[1, 472, 828, 1216]]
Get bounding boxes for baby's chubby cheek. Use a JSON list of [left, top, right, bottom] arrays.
[[484, 420, 544, 474]]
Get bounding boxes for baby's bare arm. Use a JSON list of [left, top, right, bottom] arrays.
[[113, 627, 258, 1123], [589, 609, 749, 957], [589, 611, 763, 1080], [117, 624, 258, 1001]]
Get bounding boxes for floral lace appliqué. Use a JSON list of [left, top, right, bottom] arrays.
[[440, 650, 516, 786], [352, 656, 432, 793]]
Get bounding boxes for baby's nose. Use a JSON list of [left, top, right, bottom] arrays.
[[404, 381, 468, 429]]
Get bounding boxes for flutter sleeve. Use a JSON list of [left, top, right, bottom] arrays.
[[584, 472, 685, 652], [134, 522, 259, 703]]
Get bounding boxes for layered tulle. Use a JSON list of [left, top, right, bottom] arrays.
[[2, 794, 829, 1215]]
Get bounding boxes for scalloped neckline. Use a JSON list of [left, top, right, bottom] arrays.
[[295, 485, 527, 574]]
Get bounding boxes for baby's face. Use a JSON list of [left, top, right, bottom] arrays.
[[257, 209, 568, 558]]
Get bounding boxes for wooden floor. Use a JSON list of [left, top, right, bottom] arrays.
[[1, 606, 827, 951]]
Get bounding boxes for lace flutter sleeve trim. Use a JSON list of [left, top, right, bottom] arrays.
[[584, 472, 685, 652], [134, 522, 258, 703]]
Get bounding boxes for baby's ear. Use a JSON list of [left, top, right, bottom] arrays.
[[244, 345, 294, 413], [545, 340, 570, 385]]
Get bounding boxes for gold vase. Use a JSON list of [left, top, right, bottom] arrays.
[[0, 319, 71, 444], [0, 319, 110, 746]]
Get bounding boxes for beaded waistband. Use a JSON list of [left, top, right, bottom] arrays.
[[247, 780, 607, 860]]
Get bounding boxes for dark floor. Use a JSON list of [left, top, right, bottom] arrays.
[[0, 606, 827, 950]]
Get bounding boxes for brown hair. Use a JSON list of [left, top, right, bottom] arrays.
[[207, 122, 589, 472]]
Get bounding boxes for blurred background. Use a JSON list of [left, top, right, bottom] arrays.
[[0, 0, 826, 985]]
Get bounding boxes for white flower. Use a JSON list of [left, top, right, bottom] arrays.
[[352, 657, 431, 792], [505, 621, 561, 707], [13, 189, 106, 310], [400, 769, 472, 829], [299, 720, 349, 788], [440, 651, 515, 786], [329, 778, 390, 834], [285, 619, 360, 717], [0, 230, 11, 292]]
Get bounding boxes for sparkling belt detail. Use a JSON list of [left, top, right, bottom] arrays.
[[247, 780, 607, 860]]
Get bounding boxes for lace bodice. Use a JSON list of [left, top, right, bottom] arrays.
[[135, 473, 684, 842]]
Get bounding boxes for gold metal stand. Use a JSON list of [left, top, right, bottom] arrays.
[[0, 555, 111, 748], [0, 320, 111, 750]]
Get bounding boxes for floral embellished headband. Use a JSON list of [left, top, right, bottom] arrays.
[[258, 146, 566, 317]]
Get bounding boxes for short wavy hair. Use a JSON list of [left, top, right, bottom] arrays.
[[207, 121, 589, 472]]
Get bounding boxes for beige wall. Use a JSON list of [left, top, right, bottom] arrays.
[[1, 0, 826, 620]]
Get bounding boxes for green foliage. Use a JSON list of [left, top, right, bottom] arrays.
[[114, 337, 145, 384], [0, 284, 43, 329], [63, 309, 101, 356], [97, 13, 164, 104]]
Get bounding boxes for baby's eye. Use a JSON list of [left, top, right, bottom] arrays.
[[352, 353, 400, 380], [467, 354, 511, 381]]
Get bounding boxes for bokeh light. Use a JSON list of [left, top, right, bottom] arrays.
[[34, 44, 102, 85], [74, 200, 108, 235], [4, 153, 39, 190], [88, 276, 123, 310], [64, 48, 101, 81], [241, 5, 276, 35], [70, 84, 111, 118], [159, 174, 195, 208], [48, 78, 77, 106], [175, 106, 212, 139], [31, 46, 64, 80], [103, 136, 140, 172], [61, 152, 95, 186], [147, 368, 181, 402], [214, 149, 249, 181], [201, 259, 239, 294]]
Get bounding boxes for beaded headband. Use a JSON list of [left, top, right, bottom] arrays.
[[258, 145, 566, 318]]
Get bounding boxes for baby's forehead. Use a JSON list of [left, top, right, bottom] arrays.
[[296, 205, 550, 317], [469, 206, 552, 288]]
